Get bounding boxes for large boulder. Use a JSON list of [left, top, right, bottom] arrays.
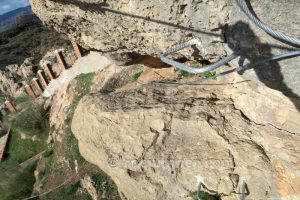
[[72, 85, 300, 200]]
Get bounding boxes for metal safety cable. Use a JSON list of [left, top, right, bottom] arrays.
[[160, 39, 240, 74], [157, 50, 300, 87], [159, 1, 300, 79], [235, 0, 300, 47]]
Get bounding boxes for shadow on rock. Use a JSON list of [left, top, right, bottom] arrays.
[[224, 21, 300, 111]]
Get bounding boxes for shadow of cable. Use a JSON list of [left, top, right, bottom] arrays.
[[51, 0, 221, 36]]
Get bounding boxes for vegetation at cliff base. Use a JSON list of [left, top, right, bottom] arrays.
[[5, 101, 49, 163], [36, 73, 120, 200], [0, 99, 50, 200], [189, 190, 219, 200], [0, 162, 37, 200]]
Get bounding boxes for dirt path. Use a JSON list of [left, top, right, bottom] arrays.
[[43, 51, 111, 97]]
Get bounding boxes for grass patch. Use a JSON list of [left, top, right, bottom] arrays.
[[6, 130, 46, 163], [131, 70, 143, 81], [92, 173, 120, 199], [203, 71, 217, 79], [4, 101, 49, 163], [43, 147, 54, 158], [13, 94, 32, 105], [66, 130, 86, 167], [39, 155, 53, 180], [7, 101, 49, 136], [178, 69, 194, 77], [177, 60, 217, 79], [38, 72, 120, 199], [178, 69, 217, 79], [189, 191, 219, 200], [0, 162, 37, 200], [68, 73, 95, 113], [62, 73, 95, 169], [76, 73, 95, 95], [0, 101, 49, 200]]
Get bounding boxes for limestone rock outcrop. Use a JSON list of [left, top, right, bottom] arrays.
[[0, 57, 34, 98], [72, 84, 300, 200]]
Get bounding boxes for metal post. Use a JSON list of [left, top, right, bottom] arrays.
[[5, 101, 17, 112], [32, 78, 43, 96], [71, 41, 83, 58], [55, 49, 67, 71], [44, 62, 55, 80], [24, 85, 36, 98], [37, 70, 48, 89]]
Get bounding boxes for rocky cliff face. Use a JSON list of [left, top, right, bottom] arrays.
[[71, 76, 300, 199], [29, 0, 300, 122], [30, 0, 300, 199]]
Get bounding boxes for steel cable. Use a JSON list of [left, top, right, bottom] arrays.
[[160, 39, 240, 74], [157, 50, 300, 87], [235, 0, 300, 47]]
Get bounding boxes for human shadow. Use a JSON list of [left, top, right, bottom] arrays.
[[50, 0, 300, 110], [224, 21, 300, 111]]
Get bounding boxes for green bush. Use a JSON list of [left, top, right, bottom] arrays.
[[203, 71, 217, 79], [189, 191, 219, 200], [92, 173, 120, 199]]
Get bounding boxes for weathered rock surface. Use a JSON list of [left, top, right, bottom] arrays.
[[72, 84, 300, 200], [30, 0, 300, 199], [29, 0, 300, 74], [30, 0, 300, 128], [0, 57, 34, 98]]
